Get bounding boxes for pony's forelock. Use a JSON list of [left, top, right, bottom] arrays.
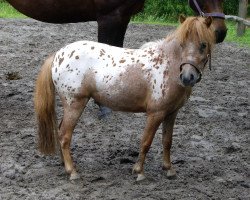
[[166, 17, 215, 48]]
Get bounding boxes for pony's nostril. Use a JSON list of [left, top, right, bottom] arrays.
[[190, 74, 194, 81]]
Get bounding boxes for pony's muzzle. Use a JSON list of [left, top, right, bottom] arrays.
[[180, 64, 201, 87]]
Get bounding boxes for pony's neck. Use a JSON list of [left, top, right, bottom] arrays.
[[157, 37, 182, 61]]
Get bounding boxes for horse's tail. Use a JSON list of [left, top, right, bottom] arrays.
[[34, 54, 57, 155]]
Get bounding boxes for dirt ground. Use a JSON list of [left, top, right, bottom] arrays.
[[0, 19, 249, 200]]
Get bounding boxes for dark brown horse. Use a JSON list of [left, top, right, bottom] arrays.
[[7, 0, 226, 45]]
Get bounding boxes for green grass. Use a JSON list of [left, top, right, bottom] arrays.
[[0, 2, 26, 18], [1, 2, 249, 47], [225, 21, 250, 47]]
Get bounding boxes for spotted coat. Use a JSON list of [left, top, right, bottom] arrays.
[[52, 40, 172, 107]]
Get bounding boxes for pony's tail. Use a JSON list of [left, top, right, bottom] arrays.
[[34, 54, 57, 155]]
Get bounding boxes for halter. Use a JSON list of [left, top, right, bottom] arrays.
[[188, 0, 225, 19], [180, 53, 211, 83]]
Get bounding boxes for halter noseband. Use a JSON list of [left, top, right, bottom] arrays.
[[188, 0, 225, 19], [180, 53, 211, 83]]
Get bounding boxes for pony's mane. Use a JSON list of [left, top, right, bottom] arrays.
[[166, 17, 215, 48]]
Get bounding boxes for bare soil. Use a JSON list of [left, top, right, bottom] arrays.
[[0, 19, 249, 200]]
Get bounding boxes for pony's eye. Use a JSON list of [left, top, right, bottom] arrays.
[[200, 42, 207, 49]]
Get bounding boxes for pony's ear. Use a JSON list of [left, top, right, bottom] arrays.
[[179, 15, 186, 24], [204, 17, 213, 27]]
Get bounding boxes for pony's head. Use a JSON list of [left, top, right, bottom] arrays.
[[175, 16, 215, 87]]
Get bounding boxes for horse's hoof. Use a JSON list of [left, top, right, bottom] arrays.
[[132, 163, 141, 174], [167, 168, 176, 179], [98, 106, 112, 119], [70, 172, 80, 180], [136, 173, 146, 181]]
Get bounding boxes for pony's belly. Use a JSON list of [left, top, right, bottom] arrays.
[[92, 88, 147, 112]]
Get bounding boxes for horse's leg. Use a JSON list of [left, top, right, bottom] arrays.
[[132, 112, 164, 181], [97, 16, 130, 47], [59, 98, 89, 180], [162, 111, 178, 178]]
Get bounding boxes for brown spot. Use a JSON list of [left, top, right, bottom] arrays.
[[59, 57, 64, 66], [55, 68, 57, 73], [163, 70, 168, 78], [99, 50, 105, 57], [152, 54, 163, 66], [148, 50, 154, 56], [91, 46, 95, 50], [162, 89, 166, 96], [69, 50, 75, 58], [62, 52, 64, 56], [154, 79, 156, 84], [119, 59, 126, 63], [95, 71, 97, 73], [153, 65, 159, 69], [75, 56, 79, 59]]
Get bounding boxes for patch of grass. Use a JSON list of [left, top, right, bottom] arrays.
[[225, 21, 250, 47], [0, 2, 26, 18]]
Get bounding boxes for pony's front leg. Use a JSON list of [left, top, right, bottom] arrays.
[[162, 111, 178, 178], [132, 112, 164, 181], [59, 98, 89, 180]]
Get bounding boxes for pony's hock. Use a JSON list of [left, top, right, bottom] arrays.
[[34, 16, 216, 181]]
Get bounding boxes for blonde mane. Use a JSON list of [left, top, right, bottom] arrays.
[[166, 17, 215, 48]]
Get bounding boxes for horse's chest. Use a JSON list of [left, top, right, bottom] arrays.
[[147, 66, 170, 101]]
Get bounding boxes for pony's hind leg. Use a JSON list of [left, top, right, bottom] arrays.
[[59, 97, 89, 180]]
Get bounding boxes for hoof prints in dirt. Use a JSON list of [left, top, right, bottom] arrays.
[[0, 19, 249, 199]]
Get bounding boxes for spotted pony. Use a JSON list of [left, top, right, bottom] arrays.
[[34, 16, 215, 181]]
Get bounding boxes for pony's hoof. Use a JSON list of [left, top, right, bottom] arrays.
[[98, 106, 112, 119], [132, 163, 141, 174], [136, 173, 146, 181], [70, 172, 80, 180], [167, 168, 176, 179]]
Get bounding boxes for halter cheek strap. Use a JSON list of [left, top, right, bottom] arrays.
[[188, 0, 225, 19]]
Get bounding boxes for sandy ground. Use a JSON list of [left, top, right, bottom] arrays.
[[0, 19, 249, 200]]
